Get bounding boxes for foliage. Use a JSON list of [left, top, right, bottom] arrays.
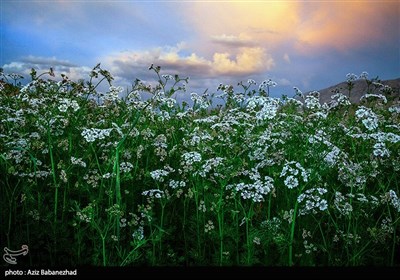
[[1, 66, 399, 266]]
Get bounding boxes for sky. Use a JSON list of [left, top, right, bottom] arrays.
[[1, 0, 399, 100]]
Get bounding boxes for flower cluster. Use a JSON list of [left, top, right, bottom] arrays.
[[388, 105, 400, 114], [181, 151, 202, 172], [71, 156, 87, 168], [297, 188, 328, 215], [226, 168, 274, 202], [142, 189, 165, 199], [101, 86, 124, 103], [191, 92, 210, 110], [360, 93, 387, 104], [120, 162, 134, 173], [168, 179, 186, 189], [153, 134, 168, 161], [330, 92, 351, 108], [76, 203, 95, 223], [132, 226, 144, 241], [81, 128, 113, 143], [385, 190, 400, 212], [150, 167, 173, 182], [58, 98, 80, 112], [372, 142, 390, 158], [258, 78, 277, 94], [204, 220, 215, 233], [324, 146, 341, 167], [334, 191, 353, 216], [304, 91, 321, 110], [280, 161, 309, 189], [355, 106, 379, 131], [196, 157, 224, 178], [246, 96, 280, 122]]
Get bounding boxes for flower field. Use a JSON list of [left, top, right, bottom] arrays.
[[1, 65, 399, 266]]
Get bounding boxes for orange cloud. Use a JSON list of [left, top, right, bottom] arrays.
[[183, 2, 300, 51], [180, 1, 398, 55], [102, 44, 274, 79], [295, 1, 399, 53], [212, 47, 274, 75]]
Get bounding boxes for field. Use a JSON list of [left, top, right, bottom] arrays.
[[1, 65, 399, 266]]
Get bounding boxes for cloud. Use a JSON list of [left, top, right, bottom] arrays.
[[276, 78, 292, 87], [2, 56, 92, 81], [212, 47, 274, 76], [283, 53, 291, 64], [21, 55, 77, 67], [180, 1, 399, 56], [102, 43, 275, 83], [295, 1, 399, 53], [211, 34, 255, 48], [181, 2, 300, 52]]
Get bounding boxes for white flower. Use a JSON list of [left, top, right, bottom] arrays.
[[359, 71, 369, 79], [284, 175, 299, 189], [305, 94, 321, 110], [169, 179, 186, 189], [204, 220, 215, 233], [71, 156, 87, 168], [226, 173, 274, 203], [281, 161, 309, 189], [388, 105, 400, 114], [324, 146, 341, 167], [132, 226, 144, 241], [298, 188, 329, 215], [142, 189, 165, 199], [81, 128, 113, 143], [150, 169, 170, 182], [58, 98, 80, 112], [330, 92, 351, 107], [259, 79, 277, 91], [198, 200, 206, 212], [162, 74, 174, 81], [253, 237, 261, 245], [373, 142, 390, 158], [58, 104, 68, 112], [181, 151, 202, 172], [355, 106, 379, 131], [247, 79, 256, 85], [360, 93, 387, 104], [346, 73, 358, 82], [120, 162, 134, 173], [388, 190, 400, 212], [319, 200, 328, 211], [103, 86, 123, 102], [361, 118, 378, 131]]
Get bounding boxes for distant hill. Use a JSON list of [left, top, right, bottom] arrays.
[[310, 77, 400, 104]]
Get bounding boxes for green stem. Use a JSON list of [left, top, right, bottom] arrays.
[[114, 146, 121, 238], [217, 204, 224, 266], [90, 144, 103, 175], [194, 187, 201, 257], [267, 192, 272, 221], [183, 198, 188, 265], [120, 240, 146, 266], [239, 201, 253, 265], [233, 198, 240, 264], [288, 203, 298, 266], [149, 222, 156, 265], [159, 200, 166, 259], [101, 235, 107, 266], [48, 130, 58, 224]]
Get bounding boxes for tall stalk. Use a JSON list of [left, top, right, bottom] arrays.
[[47, 129, 58, 224]]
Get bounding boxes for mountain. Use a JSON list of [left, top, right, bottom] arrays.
[[311, 77, 400, 104]]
